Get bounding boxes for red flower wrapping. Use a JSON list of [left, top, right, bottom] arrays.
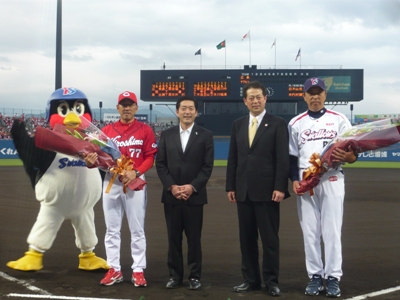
[[297, 118, 400, 194], [34, 126, 146, 192], [35, 126, 116, 170]]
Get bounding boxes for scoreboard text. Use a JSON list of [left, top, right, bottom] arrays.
[[141, 67, 363, 102]]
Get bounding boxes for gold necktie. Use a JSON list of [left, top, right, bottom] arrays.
[[249, 117, 258, 146]]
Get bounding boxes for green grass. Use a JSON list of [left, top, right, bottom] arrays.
[[214, 160, 400, 168], [2, 159, 400, 169], [342, 161, 400, 168], [0, 159, 23, 166]]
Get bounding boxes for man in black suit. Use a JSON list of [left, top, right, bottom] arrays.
[[226, 81, 290, 297], [156, 96, 214, 290]]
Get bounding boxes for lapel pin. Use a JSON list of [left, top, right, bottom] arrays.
[[265, 124, 268, 127], [195, 132, 198, 135]]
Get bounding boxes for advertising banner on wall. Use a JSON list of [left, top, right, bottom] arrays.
[[103, 113, 148, 123], [0, 140, 19, 159], [357, 144, 400, 162], [354, 114, 400, 124], [1, 140, 399, 162]]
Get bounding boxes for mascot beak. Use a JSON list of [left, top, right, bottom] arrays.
[[63, 112, 82, 127]]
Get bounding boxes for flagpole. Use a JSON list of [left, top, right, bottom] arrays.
[[271, 38, 276, 69], [249, 30, 251, 66], [300, 47, 302, 69], [225, 39, 227, 69], [200, 53, 202, 69]]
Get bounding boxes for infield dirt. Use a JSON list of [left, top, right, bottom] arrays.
[[1, 166, 400, 300]]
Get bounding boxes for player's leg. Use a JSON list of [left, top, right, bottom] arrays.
[[125, 184, 148, 287], [102, 179, 125, 271], [320, 170, 344, 279], [297, 189, 325, 296], [297, 191, 324, 277]]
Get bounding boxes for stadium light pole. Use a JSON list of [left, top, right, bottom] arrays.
[[350, 104, 354, 125], [55, 0, 62, 90]]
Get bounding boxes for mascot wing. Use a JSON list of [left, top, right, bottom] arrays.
[[11, 119, 56, 188]]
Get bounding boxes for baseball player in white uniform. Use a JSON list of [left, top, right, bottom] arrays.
[[288, 78, 357, 298], [87, 91, 157, 287]]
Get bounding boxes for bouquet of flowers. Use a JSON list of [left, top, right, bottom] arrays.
[[298, 118, 400, 194], [34, 115, 146, 193]]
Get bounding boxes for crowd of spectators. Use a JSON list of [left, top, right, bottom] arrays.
[[0, 113, 169, 141], [0, 113, 50, 139]]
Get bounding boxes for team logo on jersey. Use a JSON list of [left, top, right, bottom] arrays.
[[328, 176, 338, 182], [111, 136, 144, 146], [62, 87, 77, 96], [300, 129, 337, 143], [58, 157, 86, 169]]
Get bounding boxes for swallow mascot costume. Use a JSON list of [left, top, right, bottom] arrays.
[[7, 87, 109, 271]]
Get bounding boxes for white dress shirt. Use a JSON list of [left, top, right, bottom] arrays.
[[180, 123, 194, 152], [249, 110, 266, 130]]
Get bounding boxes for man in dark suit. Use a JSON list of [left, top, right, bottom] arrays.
[[156, 96, 214, 290], [226, 81, 290, 297]]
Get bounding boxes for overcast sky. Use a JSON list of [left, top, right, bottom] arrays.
[[1, 0, 399, 118]]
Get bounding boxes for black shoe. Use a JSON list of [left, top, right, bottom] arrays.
[[189, 278, 201, 290], [266, 285, 281, 297], [233, 282, 261, 293], [166, 278, 181, 289]]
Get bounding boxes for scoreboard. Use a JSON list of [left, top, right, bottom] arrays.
[[140, 66, 363, 102]]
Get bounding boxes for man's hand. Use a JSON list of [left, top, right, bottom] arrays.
[[292, 180, 305, 196], [83, 152, 98, 167], [272, 190, 285, 202], [227, 191, 236, 203], [332, 145, 357, 163], [119, 170, 137, 185], [177, 184, 193, 201], [170, 184, 193, 200]]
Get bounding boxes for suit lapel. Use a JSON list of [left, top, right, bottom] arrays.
[[184, 124, 198, 153], [251, 113, 271, 147], [242, 115, 251, 150], [172, 126, 184, 155]]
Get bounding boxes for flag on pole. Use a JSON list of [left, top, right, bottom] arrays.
[[271, 38, 276, 49], [216, 40, 226, 50], [242, 30, 250, 41], [194, 49, 201, 55], [295, 48, 301, 61]]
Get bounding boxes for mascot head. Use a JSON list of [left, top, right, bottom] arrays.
[[46, 87, 92, 129]]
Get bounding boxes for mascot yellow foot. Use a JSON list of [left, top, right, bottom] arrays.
[[6, 250, 43, 271], [78, 251, 109, 271]]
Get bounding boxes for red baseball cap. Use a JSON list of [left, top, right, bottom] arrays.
[[118, 91, 138, 104]]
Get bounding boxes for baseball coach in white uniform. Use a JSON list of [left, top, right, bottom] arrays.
[[288, 77, 357, 298]]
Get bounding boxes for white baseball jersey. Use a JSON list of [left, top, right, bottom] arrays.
[[288, 109, 351, 169], [288, 108, 352, 280]]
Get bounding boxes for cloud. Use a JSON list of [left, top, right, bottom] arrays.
[[0, 0, 399, 118]]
